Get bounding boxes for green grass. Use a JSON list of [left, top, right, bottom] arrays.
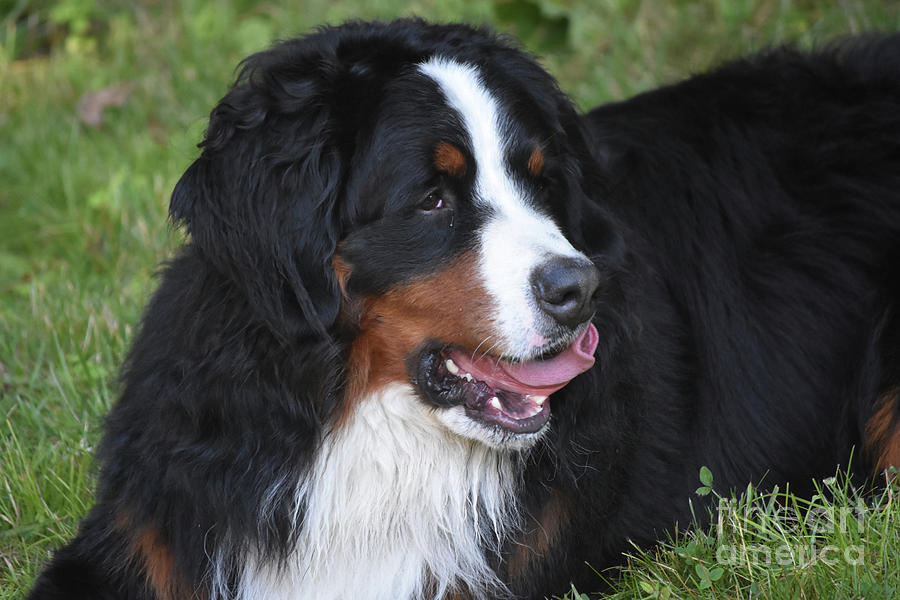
[[582, 469, 900, 600], [1, 1, 899, 598]]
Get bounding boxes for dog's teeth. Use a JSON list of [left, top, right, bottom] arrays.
[[490, 397, 502, 410], [445, 359, 460, 375], [528, 395, 548, 406], [463, 373, 474, 382]]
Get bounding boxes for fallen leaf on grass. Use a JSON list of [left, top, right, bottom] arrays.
[[76, 82, 136, 127]]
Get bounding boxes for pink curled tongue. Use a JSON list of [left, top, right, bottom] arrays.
[[448, 324, 599, 397]]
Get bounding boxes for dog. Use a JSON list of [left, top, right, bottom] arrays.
[[27, 18, 900, 600]]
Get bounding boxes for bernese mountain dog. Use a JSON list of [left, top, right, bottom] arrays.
[[28, 18, 900, 600]]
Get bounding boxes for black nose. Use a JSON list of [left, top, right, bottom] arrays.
[[531, 257, 600, 329]]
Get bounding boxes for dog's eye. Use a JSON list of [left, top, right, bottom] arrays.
[[419, 191, 445, 212]]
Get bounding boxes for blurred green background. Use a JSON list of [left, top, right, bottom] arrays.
[[1, 0, 899, 597]]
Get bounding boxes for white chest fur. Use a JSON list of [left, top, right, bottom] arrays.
[[237, 383, 523, 600]]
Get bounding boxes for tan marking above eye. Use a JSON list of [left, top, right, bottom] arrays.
[[527, 146, 544, 176], [434, 142, 467, 177], [332, 254, 352, 299]]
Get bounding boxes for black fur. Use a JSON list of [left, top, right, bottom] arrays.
[[28, 19, 900, 600]]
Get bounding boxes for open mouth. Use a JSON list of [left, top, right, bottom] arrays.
[[414, 324, 599, 435]]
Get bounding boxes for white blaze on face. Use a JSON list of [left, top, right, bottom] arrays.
[[418, 57, 586, 357]]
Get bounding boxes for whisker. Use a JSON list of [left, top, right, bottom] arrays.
[[470, 335, 494, 362], [478, 339, 503, 366]]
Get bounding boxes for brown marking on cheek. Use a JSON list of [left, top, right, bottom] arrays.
[[343, 251, 493, 406], [131, 526, 187, 600], [507, 490, 568, 582], [434, 142, 467, 177], [866, 388, 900, 471], [527, 146, 544, 176]]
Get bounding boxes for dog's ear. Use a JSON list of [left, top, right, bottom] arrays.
[[169, 40, 351, 340]]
